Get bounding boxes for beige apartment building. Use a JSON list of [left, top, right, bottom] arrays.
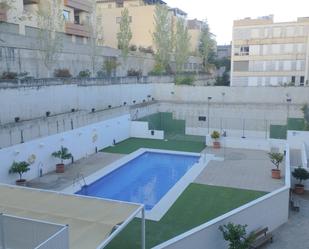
[[1, 0, 93, 41], [96, 0, 190, 51], [231, 15, 309, 86], [187, 18, 202, 53]]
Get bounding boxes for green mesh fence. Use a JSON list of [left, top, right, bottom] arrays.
[[138, 112, 205, 142], [269, 125, 287, 139], [287, 118, 306, 131]]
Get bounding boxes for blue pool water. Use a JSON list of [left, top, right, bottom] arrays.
[[76, 152, 199, 210]]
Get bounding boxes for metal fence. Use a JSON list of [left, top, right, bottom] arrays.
[[0, 214, 69, 249]]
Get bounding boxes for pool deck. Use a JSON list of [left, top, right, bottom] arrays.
[[195, 147, 285, 192], [28, 152, 125, 191], [28, 147, 284, 194]]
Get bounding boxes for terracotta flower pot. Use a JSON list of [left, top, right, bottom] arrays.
[[271, 169, 281, 179], [16, 179, 27, 186], [56, 163, 65, 173], [294, 184, 305, 195], [213, 141, 221, 149]]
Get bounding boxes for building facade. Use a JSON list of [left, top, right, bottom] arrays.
[[217, 45, 231, 59], [1, 0, 93, 42], [231, 15, 309, 87], [96, 0, 188, 50], [187, 19, 202, 53]]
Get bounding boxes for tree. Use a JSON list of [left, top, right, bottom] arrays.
[[117, 8, 132, 60], [174, 18, 191, 74], [219, 223, 254, 249], [268, 152, 284, 170], [152, 4, 173, 74], [37, 0, 64, 77], [52, 146, 72, 164], [198, 20, 216, 72], [88, 0, 104, 76], [9, 161, 30, 181]]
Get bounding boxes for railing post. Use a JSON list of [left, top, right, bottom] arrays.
[[141, 208, 145, 249], [0, 213, 6, 249]]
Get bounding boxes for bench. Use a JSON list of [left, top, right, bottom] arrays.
[[249, 227, 273, 249]]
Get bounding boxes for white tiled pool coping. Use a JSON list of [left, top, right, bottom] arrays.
[[62, 149, 214, 221]]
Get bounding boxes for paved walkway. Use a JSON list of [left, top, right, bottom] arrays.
[[263, 193, 309, 249], [195, 147, 285, 192], [28, 152, 125, 191]]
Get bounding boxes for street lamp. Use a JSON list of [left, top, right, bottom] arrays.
[[207, 96, 212, 134], [221, 92, 225, 133], [286, 96, 292, 120]]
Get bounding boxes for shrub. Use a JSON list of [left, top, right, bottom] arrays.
[[268, 152, 284, 170], [54, 69, 72, 78], [1, 71, 18, 80], [292, 167, 309, 186], [211, 130, 220, 140], [78, 69, 91, 78], [219, 223, 254, 249], [174, 75, 195, 85], [52, 146, 72, 164], [9, 161, 30, 181], [129, 45, 137, 51], [102, 59, 120, 77], [96, 70, 106, 78], [127, 69, 142, 77]]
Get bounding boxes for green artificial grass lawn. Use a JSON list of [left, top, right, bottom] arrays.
[[102, 138, 206, 154], [106, 184, 266, 249]]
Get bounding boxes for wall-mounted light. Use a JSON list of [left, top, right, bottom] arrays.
[[14, 150, 20, 155], [78, 132, 82, 136], [60, 138, 65, 142], [39, 143, 44, 148]]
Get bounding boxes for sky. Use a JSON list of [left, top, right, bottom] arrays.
[[165, 0, 309, 45]]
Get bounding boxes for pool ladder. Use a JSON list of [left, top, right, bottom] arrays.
[[73, 173, 87, 188]]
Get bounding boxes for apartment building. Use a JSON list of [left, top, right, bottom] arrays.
[[187, 18, 203, 53], [96, 0, 187, 50], [231, 15, 309, 86], [217, 45, 231, 59], [1, 0, 93, 41]]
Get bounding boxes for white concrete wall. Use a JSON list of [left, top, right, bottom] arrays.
[[0, 84, 154, 124], [205, 136, 286, 152], [130, 121, 164, 140], [154, 84, 309, 105], [287, 130, 309, 149], [153, 189, 289, 249], [153, 144, 291, 249], [0, 115, 130, 184]]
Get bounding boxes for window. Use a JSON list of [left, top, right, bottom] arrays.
[[198, 116, 206, 122], [240, 46, 249, 56], [74, 15, 80, 24], [300, 76, 305, 85], [63, 10, 70, 21], [291, 76, 296, 83]]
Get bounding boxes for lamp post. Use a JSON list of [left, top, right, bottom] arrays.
[[207, 96, 212, 134], [286, 95, 292, 120], [221, 92, 225, 132]]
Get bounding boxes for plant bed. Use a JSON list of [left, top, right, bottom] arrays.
[[271, 169, 281, 179], [15, 179, 27, 186], [56, 163, 65, 173]]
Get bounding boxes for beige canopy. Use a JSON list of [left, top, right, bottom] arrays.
[[0, 184, 143, 249]]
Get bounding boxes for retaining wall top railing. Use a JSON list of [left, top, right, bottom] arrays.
[[301, 142, 308, 168], [0, 74, 212, 88]]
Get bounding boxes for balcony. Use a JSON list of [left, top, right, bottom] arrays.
[[65, 22, 90, 37], [0, 8, 7, 22], [64, 0, 92, 12], [23, 0, 39, 4]]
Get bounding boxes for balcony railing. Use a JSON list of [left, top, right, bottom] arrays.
[[64, 0, 92, 12], [0, 8, 7, 22], [23, 0, 40, 4], [65, 22, 90, 37]]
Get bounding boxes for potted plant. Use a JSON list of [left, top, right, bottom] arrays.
[[52, 146, 72, 173], [268, 152, 284, 179], [9, 161, 30, 186], [219, 222, 254, 249], [292, 167, 309, 194], [211, 130, 221, 149]]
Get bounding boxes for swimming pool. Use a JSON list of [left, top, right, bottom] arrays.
[[76, 151, 200, 210]]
